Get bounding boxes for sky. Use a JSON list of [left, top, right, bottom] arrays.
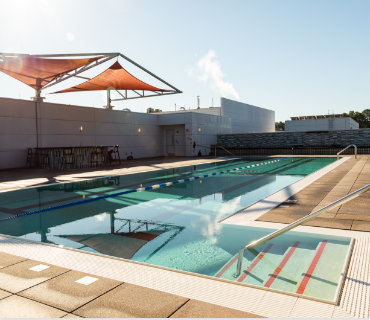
[[0, 0, 370, 121]]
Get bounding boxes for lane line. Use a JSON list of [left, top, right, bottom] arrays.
[[215, 255, 239, 278], [264, 241, 300, 288], [238, 243, 273, 283], [296, 240, 328, 295]]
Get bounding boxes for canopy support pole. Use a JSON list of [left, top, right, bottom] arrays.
[[106, 87, 114, 109], [32, 79, 44, 148]]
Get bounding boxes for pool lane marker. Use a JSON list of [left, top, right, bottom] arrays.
[[296, 240, 328, 295], [0, 157, 291, 222], [215, 255, 240, 278], [264, 241, 300, 288], [238, 243, 274, 282]]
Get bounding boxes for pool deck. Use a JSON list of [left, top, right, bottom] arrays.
[[0, 155, 368, 318]]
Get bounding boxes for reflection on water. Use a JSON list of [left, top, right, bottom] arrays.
[[0, 157, 339, 276]]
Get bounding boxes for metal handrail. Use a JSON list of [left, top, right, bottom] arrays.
[[337, 144, 357, 159], [234, 183, 369, 278], [214, 145, 236, 157], [195, 144, 237, 157]]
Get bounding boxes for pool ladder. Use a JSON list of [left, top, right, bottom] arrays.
[[233, 183, 370, 278], [337, 144, 357, 159]]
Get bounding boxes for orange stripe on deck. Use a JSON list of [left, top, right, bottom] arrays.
[[296, 240, 328, 295], [264, 241, 300, 288], [215, 254, 239, 278], [237, 243, 273, 283]]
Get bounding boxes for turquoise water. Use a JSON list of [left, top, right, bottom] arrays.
[[0, 157, 351, 302]]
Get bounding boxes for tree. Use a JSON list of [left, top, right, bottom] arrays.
[[275, 121, 285, 131], [347, 109, 370, 128]]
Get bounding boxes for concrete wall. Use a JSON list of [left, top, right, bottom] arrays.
[[0, 96, 273, 169], [158, 111, 231, 156], [0, 97, 163, 169], [285, 117, 359, 132], [221, 98, 275, 133]]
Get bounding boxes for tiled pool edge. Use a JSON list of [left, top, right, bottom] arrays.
[[221, 156, 349, 224]]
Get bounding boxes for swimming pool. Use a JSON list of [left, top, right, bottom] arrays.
[[0, 157, 352, 303]]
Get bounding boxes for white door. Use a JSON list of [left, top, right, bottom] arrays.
[[166, 129, 175, 156]]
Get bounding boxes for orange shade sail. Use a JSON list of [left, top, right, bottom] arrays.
[[55, 61, 165, 93], [0, 56, 101, 89]]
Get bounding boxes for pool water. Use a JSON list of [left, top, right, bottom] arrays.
[[0, 157, 352, 302]]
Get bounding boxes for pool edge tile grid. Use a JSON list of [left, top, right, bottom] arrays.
[[0, 228, 368, 318]]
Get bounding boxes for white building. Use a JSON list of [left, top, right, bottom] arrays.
[[285, 115, 359, 132], [0, 96, 275, 169]]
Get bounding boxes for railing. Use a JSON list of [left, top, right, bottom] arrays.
[[195, 144, 237, 157], [234, 183, 370, 278], [214, 145, 236, 157], [337, 144, 357, 160]]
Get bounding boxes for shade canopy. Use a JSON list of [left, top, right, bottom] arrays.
[[54, 61, 165, 93], [0, 55, 101, 89]]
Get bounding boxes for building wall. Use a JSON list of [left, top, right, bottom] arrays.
[[0, 97, 163, 169], [221, 97, 275, 133], [285, 117, 359, 132], [158, 111, 231, 156]]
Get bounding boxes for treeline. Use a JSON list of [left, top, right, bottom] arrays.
[[275, 109, 370, 130], [341, 109, 370, 128]]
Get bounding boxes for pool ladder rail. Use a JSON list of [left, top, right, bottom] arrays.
[[234, 183, 369, 278], [337, 144, 357, 160]]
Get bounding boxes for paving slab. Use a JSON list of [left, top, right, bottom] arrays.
[[20, 270, 121, 312], [170, 299, 263, 318], [0, 259, 69, 293], [303, 217, 353, 229], [0, 289, 11, 300], [351, 220, 370, 232], [62, 313, 82, 318], [73, 283, 188, 318], [0, 295, 67, 318], [0, 251, 27, 269]]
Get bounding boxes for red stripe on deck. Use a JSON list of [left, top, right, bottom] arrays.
[[216, 254, 239, 278], [264, 241, 300, 288], [296, 240, 328, 295], [237, 243, 273, 283]]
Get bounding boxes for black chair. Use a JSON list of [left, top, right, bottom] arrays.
[[90, 147, 105, 167], [26, 148, 35, 167], [62, 148, 75, 169], [108, 145, 121, 165]]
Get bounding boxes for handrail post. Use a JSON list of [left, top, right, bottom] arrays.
[[234, 248, 245, 278]]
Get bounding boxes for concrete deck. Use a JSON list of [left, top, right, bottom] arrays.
[[0, 155, 369, 318]]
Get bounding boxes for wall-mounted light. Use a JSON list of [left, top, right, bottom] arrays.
[[79, 125, 83, 132], [137, 128, 142, 133], [198, 127, 201, 132]]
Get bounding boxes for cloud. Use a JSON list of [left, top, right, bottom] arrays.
[[196, 50, 240, 100], [66, 32, 75, 41]]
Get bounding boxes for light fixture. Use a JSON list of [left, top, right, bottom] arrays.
[[79, 125, 83, 132], [138, 128, 142, 133], [198, 127, 201, 132]]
